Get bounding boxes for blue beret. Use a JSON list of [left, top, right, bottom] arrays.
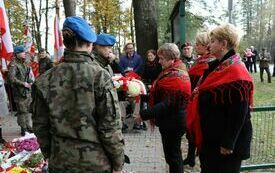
[[95, 33, 116, 46], [63, 16, 97, 43], [14, 45, 25, 54]]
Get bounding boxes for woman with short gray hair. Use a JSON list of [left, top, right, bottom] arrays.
[[157, 43, 181, 60], [135, 43, 191, 173]]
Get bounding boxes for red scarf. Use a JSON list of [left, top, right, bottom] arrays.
[[188, 54, 213, 89], [186, 55, 254, 150], [149, 59, 191, 125], [188, 54, 212, 79]]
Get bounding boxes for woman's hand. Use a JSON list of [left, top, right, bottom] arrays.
[[220, 147, 233, 155]]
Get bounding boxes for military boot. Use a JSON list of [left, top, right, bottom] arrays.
[[21, 127, 26, 136], [0, 127, 6, 144], [27, 127, 33, 133]]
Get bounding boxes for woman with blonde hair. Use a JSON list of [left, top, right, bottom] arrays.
[[187, 24, 254, 173], [184, 31, 215, 167]]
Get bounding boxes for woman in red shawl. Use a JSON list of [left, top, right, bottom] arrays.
[[135, 43, 191, 173], [184, 32, 214, 167], [187, 24, 253, 173]]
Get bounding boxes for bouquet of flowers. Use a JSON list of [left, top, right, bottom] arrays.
[[14, 138, 39, 153], [112, 72, 147, 98], [6, 166, 30, 173], [0, 143, 16, 165]]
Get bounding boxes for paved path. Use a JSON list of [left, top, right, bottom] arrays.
[[3, 114, 274, 173], [123, 129, 167, 173], [2, 115, 169, 173]]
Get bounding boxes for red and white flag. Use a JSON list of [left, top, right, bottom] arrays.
[[23, 24, 35, 56], [0, 0, 13, 70], [54, 15, 63, 62]]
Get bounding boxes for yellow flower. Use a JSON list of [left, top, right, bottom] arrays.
[[7, 167, 29, 173]]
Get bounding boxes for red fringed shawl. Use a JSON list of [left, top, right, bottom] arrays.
[[188, 54, 213, 86], [186, 55, 254, 151], [149, 59, 191, 126]]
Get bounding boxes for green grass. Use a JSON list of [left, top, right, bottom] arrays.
[[237, 72, 275, 170], [184, 72, 275, 172], [252, 72, 275, 106]]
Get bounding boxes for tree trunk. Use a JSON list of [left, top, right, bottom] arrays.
[[133, 0, 158, 59], [271, 0, 275, 58], [83, 0, 87, 19], [30, 0, 42, 50], [45, 0, 49, 51], [25, 0, 29, 21], [130, 2, 134, 43], [258, 0, 264, 49], [63, 0, 76, 17]]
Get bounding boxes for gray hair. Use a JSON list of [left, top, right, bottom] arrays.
[[157, 43, 181, 60]]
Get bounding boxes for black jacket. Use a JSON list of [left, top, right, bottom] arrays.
[[198, 50, 252, 159], [142, 61, 162, 85], [140, 98, 187, 131], [199, 84, 252, 159]]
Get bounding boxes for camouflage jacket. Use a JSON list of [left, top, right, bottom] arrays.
[[259, 52, 271, 68], [93, 51, 114, 76], [39, 56, 53, 74], [32, 50, 124, 173], [8, 57, 32, 101]]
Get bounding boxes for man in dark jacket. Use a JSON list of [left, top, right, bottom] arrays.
[[250, 46, 258, 73], [273, 55, 275, 77], [119, 43, 143, 75], [38, 48, 53, 75]]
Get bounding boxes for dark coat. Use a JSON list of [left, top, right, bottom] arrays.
[[199, 85, 252, 159], [198, 50, 252, 160], [140, 98, 187, 130], [142, 60, 162, 85]]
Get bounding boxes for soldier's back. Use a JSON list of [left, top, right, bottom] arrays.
[[34, 53, 113, 172]]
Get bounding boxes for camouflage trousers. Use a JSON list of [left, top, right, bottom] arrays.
[[15, 97, 32, 129]]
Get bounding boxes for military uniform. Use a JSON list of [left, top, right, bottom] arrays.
[[32, 50, 124, 173], [94, 52, 114, 76], [39, 56, 53, 74], [259, 51, 271, 83], [181, 55, 195, 70], [8, 57, 33, 131]]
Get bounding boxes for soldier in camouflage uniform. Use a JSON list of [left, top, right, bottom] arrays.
[[93, 33, 117, 76], [93, 34, 132, 132], [32, 16, 124, 173], [181, 42, 195, 69], [38, 48, 53, 75], [8, 45, 33, 136]]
